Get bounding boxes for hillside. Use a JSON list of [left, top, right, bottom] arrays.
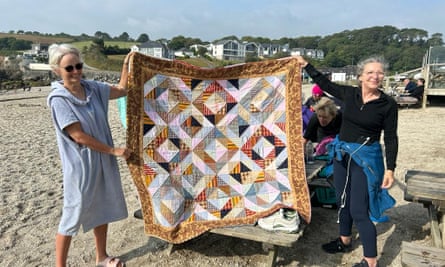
[[0, 33, 74, 44], [2, 26, 444, 72]]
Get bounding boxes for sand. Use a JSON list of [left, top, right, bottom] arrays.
[[1, 85, 444, 267]]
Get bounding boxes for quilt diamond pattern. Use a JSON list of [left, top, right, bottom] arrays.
[[125, 52, 310, 243]]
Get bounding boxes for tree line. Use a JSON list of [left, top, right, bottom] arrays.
[[2, 25, 444, 72]]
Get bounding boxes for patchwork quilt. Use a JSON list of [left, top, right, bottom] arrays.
[[125, 52, 310, 243]]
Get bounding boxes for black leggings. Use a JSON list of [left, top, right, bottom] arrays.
[[334, 155, 377, 257]]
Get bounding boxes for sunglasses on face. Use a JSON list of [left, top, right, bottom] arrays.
[[63, 63, 83, 72]]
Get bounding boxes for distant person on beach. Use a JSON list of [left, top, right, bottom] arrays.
[[295, 55, 398, 267], [408, 77, 425, 101], [403, 77, 416, 93], [47, 43, 131, 267], [305, 80, 343, 112], [397, 78, 425, 105], [303, 84, 325, 111]]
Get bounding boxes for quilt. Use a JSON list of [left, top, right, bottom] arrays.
[[125, 52, 310, 243]]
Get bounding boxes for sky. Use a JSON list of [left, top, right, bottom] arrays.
[[1, 0, 444, 42]]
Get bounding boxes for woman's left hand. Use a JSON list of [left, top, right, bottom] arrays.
[[381, 170, 394, 189]]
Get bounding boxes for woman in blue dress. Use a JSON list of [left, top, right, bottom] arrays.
[[47, 43, 131, 267]]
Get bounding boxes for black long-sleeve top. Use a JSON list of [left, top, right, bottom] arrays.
[[304, 64, 399, 170], [408, 85, 424, 100]]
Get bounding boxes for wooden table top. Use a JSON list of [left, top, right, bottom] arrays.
[[405, 170, 445, 207]]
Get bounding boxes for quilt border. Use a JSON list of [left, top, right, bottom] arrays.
[[125, 52, 310, 243]]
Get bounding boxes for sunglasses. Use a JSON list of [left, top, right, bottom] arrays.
[[63, 63, 83, 72]]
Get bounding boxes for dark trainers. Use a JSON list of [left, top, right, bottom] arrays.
[[321, 237, 352, 254], [352, 259, 379, 267]]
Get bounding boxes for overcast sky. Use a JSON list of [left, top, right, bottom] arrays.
[[1, 0, 444, 42]]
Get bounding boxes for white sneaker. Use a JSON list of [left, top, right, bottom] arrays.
[[257, 208, 300, 233]]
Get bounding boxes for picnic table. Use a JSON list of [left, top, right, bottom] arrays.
[[401, 170, 445, 267], [132, 160, 328, 266], [394, 95, 420, 108], [165, 159, 328, 267]]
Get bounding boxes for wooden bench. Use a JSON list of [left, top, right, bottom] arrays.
[[404, 170, 445, 248], [207, 224, 305, 267], [401, 241, 445, 267], [164, 224, 305, 267]]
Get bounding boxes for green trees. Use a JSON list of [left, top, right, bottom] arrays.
[[136, 33, 150, 43], [168, 35, 204, 51], [317, 26, 443, 71], [0, 37, 32, 50]]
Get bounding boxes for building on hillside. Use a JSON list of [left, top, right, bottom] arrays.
[[290, 48, 324, 59], [23, 43, 49, 59], [131, 40, 171, 59], [28, 63, 52, 71], [260, 43, 288, 57], [244, 42, 260, 58], [331, 72, 347, 82], [208, 40, 292, 61], [189, 44, 211, 52], [313, 65, 357, 82], [174, 48, 194, 58], [210, 40, 245, 61], [192, 40, 323, 62], [189, 44, 211, 57]]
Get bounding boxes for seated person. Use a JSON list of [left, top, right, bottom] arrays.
[[403, 78, 416, 93], [408, 78, 425, 101], [396, 78, 425, 105], [303, 97, 342, 155], [303, 97, 341, 206]]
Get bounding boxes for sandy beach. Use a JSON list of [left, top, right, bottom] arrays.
[[1, 85, 444, 267]]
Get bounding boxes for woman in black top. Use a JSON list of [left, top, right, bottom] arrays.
[[295, 55, 398, 267]]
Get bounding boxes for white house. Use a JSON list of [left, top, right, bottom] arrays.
[[290, 48, 324, 59], [194, 40, 324, 62], [131, 40, 170, 58], [190, 44, 211, 52], [331, 72, 346, 82], [260, 43, 284, 57], [174, 48, 194, 58], [210, 40, 244, 61], [22, 43, 49, 59], [28, 63, 52, 71]]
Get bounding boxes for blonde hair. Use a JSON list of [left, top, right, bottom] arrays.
[[313, 97, 337, 117], [48, 43, 82, 70]]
